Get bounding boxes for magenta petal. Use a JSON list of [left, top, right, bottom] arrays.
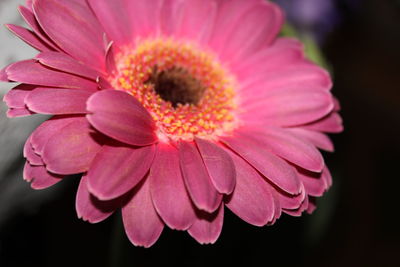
[[3, 84, 35, 109], [122, 178, 164, 248], [149, 143, 195, 230], [6, 60, 98, 90], [105, 42, 117, 74], [76, 176, 116, 223], [7, 108, 34, 118], [179, 141, 222, 213], [250, 127, 324, 172], [24, 135, 43, 165], [36, 51, 101, 80], [87, 144, 155, 201], [303, 112, 344, 133], [188, 205, 224, 245], [0, 66, 9, 81], [225, 151, 275, 226], [278, 185, 306, 210], [298, 168, 327, 197], [126, 0, 163, 38], [287, 128, 334, 152], [25, 88, 93, 115], [41, 118, 102, 175], [5, 24, 52, 52], [86, 90, 157, 146], [195, 138, 236, 194], [23, 162, 63, 189], [33, 0, 105, 68], [221, 133, 301, 195]]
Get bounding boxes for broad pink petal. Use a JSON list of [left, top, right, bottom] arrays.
[[287, 128, 334, 152], [86, 90, 157, 146], [195, 138, 236, 194], [33, 0, 105, 69], [6, 60, 98, 90], [76, 176, 117, 223], [283, 195, 309, 217], [87, 0, 132, 45], [225, 151, 275, 226], [278, 184, 306, 210], [122, 178, 164, 248], [302, 112, 344, 133], [221, 133, 301, 195], [5, 24, 52, 52], [298, 168, 327, 197], [23, 162, 63, 189], [178, 141, 222, 213], [3, 84, 35, 109], [321, 166, 333, 188], [0, 66, 9, 81], [159, 0, 184, 36], [41, 118, 102, 175], [24, 135, 43, 165], [125, 0, 163, 38], [25, 88, 93, 114], [87, 144, 155, 201], [7, 108, 34, 118], [245, 127, 324, 172], [188, 205, 224, 245], [36, 51, 101, 80], [149, 143, 195, 230]]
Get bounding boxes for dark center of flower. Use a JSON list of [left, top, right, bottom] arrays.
[[146, 66, 206, 108]]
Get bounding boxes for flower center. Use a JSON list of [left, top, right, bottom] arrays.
[[112, 39, 238, 142]]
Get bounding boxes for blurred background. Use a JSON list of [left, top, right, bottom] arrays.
[[0, 0, 399, 266]]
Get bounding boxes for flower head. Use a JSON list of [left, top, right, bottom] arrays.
[[1, 0, 342, 247]]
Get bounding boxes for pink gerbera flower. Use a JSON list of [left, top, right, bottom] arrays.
[[1, 0, 342, 247]]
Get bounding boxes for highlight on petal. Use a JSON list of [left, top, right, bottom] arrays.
[[149, 143, 195, 230], [86, 90, 157, 146], [188, 205, 224, 245]]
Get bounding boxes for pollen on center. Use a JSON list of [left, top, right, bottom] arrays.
[[111, 39, 238, 142]]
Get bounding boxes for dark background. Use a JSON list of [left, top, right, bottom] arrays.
[[1, 0, 400, 266]]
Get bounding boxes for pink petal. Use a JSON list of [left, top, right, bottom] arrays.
[[24, 135, 43, 165], [97, 76, 113, 90], [86, 90, 157, 146], [321, 166, 333, 188], [283, 195, 309, 217], [287, 128, 334, 152], [23, 162, 63, 189], [178, 141, 222, 213], [41, 118, 102, 175], [5, 24, 52, 52], [76, 176, 118, 223], [278, 185, 306, 210], [159, 0, 184, 36], [3, 84, 35, 109], [149, 143, 195, 230], [87, 144, 155, 201], [221, 133, 301, 195], [6, 60, 98, 90], [297, 168, 327, 197], [122, 178, 164, 248], [225, 150, 275, 226], [241, 88, 334, 127], [7, 108, 34, 118], [87, 0, 132, 45], [33, 0, 105, 69], [245, 127, 324, 172], [36, 51, 101, 80], [0, 66, 9, 81], [188, 205, 224, 245], [25, 88, 93, 114], [302, 112, 344, 133], [105, 42, 117, 74], [175, 0, 217, 44], [195, 138, 236, 194]]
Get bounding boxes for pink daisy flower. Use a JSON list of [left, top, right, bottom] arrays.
[[1, 0, 342, 247]]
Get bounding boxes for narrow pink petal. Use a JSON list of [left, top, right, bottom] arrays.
[[41, 118, 102, 175], [23, 162, 63, 189], [245, 127, 324, 172], [175, 0, 217, 44], [221, 133, 301, 195], [76, 176, 117, 223], [149, 143, 195, 230], [297, 168, 327, 197], [225, 151, 275, 226], [278, 184, 306, 210], [7, 108, 34, 118], [86, 90, 157, 146], [87, 144, 155, 201], [36, 51, 101, 80], [18, 5, 59, 50], [283, 195, 309, 217], [3, 84, 35, 109], [178, 141, 222, 213], [307, 198, 317, 214], [241, 88, 334, 127], [97, 76, 113, 90], [6, 60, 98, 90], [321, 166, 333, 188], [5, 24, 52, 52], [287, 128, 334, 152], [159, 0, 184, 37], [188, 205, 224, 245], [30, 116, 78, 155], [24, 135, 43, 165], [0, 66, 9, 81], [87, 0, 132, 45], [302, 112, 344, 133], [25, 88, 93, 114], [122, 178, 164, 248], [195, 138, 236, 194], [105, 42, 117, 74], [270, 189, 282, 224], [33, 0, 105, 69]]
